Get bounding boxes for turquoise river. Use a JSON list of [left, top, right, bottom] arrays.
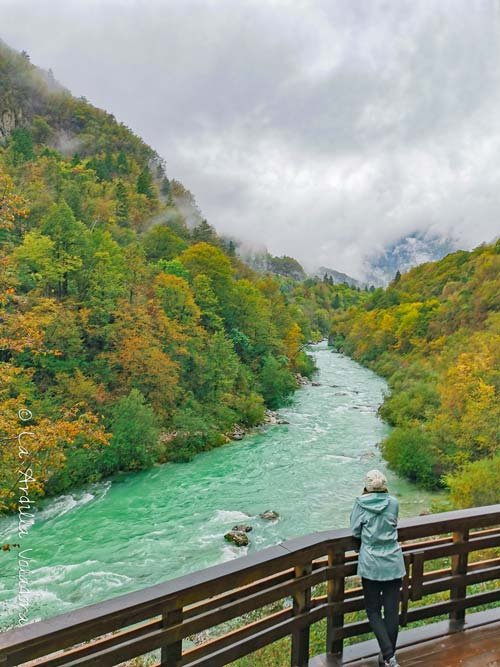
[[0, 343, 434, 629]]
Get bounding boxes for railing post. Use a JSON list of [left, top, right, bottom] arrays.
[[326, 547, 345, 658], [449, 528, 469, 631], [161, 605, 183, 666], [400, 553, 412, 627], [291, 562, 313, 667]]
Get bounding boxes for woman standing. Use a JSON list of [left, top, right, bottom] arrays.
[[350, 469, 406, 667]]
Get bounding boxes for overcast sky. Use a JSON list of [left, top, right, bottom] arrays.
[[2, 0, 500, 277]]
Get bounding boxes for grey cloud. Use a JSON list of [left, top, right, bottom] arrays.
[[2, 0, 500, 278]]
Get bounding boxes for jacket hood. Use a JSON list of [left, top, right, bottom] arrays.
[[356, 493, 390, 514]]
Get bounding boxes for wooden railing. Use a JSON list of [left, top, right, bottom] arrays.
[[0, 505, 499, 667]]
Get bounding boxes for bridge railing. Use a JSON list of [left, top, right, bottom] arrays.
[[0, 505, 499, 667]]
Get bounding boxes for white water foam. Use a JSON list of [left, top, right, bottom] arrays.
[[325, 454, 358, 463], [211, 510, 251, 524], [36, 493, 92, 521], [30, 561, 100, 585], [221, 544, 248, 561]]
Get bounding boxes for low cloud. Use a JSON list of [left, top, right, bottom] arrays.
[[2, 0, 500, 278]]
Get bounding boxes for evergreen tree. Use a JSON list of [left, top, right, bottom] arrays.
[[137, 166, 154, 198], [103, 151, 114, 179], [115, 180, 129, 223], [191, 219, 217, 244], [116, 151, 129, 175], [160, 177, 170, 197], [9, 128, 35, 163], [62, 182, 84, 220]]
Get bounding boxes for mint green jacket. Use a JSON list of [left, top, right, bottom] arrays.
[[350, 493, 406, 581]]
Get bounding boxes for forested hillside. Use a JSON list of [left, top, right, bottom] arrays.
[[0, 43, 352, 512], [331, 242, 500, 507]]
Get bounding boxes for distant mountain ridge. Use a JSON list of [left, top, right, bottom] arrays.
[[363, 231, 458, 285], [314, 266, 364, 288]]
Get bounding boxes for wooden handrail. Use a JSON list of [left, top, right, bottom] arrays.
[[0, 504, 499, 667]]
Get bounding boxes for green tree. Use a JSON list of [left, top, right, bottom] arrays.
[[259, 355, 296, 409], [382, 427, 441, 488], [102, 389, 160, 472], [191, 219, 218, 244], [31, 116, 53, 144], [62, 182, 84, 220], [193, 274, 224, 332], [137, 166, 154, 198], [179, 242, 233, 295], [81, 229, 127, 324], [115, 180, 129, 223], [12, 230, 59, 293], [157, 258, 190, 280], [153, 273, 200, 326], [160, 177, 170, 197], [191, 330, 240, 404], [143, 224, 187, 261], [9, 127, 35, 163], [116, 151, 129, 175], [40, 201, 87, 296]]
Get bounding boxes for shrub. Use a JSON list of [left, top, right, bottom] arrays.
[[101, 389, 160, 473], [446, 455, 500, 508], [259, 355, 296, 409], [382, 427, 441, 489]]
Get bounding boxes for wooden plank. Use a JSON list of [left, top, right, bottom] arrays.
[[182, 605, 329, 667], [309, 607, 500, 666], [410, 551, 425, 601], [291, 563, 313, 667], [167, 567, 327, 644], [403, 532, 500, 561], [161, 607, 183, 667], [418, 564, 500, 597], [335, 588, 500, 640], [325, 549, 345, 657], [467, 556, 500, 571], [22, 619, 162, 667], [449, 529, 469, 629], [400, 553, 412, 626], [180, 608, 292, 665], [182, 568, 294, 619]]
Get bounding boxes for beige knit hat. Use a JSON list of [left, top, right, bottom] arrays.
[[364, 469, 388, 492]]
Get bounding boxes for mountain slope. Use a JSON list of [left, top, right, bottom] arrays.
[[331, 241, 500, 506]]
